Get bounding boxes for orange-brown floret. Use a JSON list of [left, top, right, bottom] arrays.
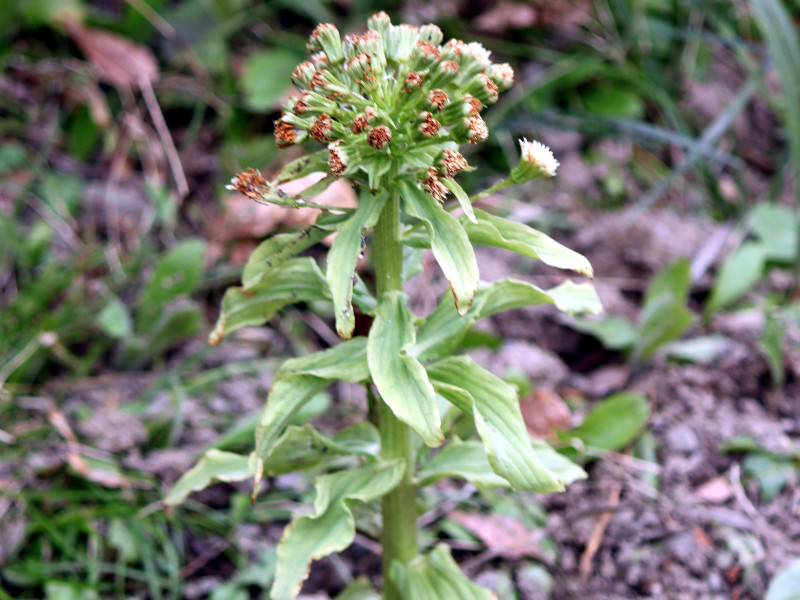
[[368, 125, 392, 149]]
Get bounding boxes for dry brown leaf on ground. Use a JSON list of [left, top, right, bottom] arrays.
[[520, 389, 572, 440], [450, 511, 544, 560], [66, 21, 159, 88], [695, 475, 734, 504]]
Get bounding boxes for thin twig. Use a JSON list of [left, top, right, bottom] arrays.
[[141, 79, 189, 198], [579, 484, 621, 577]]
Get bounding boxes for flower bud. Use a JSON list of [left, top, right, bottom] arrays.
[[421, 167, 448, 201], [463, 73, 499, 105], [346, 53, 376, 85], [367, 11, 392, 36], [309, 52, 328, 68], [292, 61, 317, 89], [426, 89, 450, 112], [417, 112, 441, 138], [487, 63, 514, 92], [308, 23, 344, 64], [350, 106, 377, 133], [441, 39, 468, 63], [310, 113, 333, 142], [403, 71, 424, 93], [368, 125, 392, 150], [275, 116, 307, 148], [437, 149, 468, 178], [419, 23, 443, 45], [440, 93, 481, 124], [452, 115, 488, 144], [511, 138, 559, 182], [226, 168, 269, 200], [328, 141, 355, 177], [411, 41, 441, 69], [385, 24, 419, 62], [293, 90, 338, 116], [427, 60, 460, 89]]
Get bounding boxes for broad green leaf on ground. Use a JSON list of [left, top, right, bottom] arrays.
[[464, 209, 593, 278], [367, 291, 444, 447], [327, 191, 386, 339], [750, 204, 798, 262], [705, 243, 766, 316], [256, 338, 370, 461], [566, 392, 650, 452], [663, 335, 731, 364], [426, 356, 564, 492], [417, 439, 512, 489], [566, 314, 638, 350], [413, 279, 602, 362], [636, 260, 693, 361], [242, 229, 331, 290], [243, 49, 303, 111], [141, 239, 206, 308], [335, 578, 381, 600], [97, 297, 132, 339], [743, 452, 796, 501], [399, 179, 478, 315], [209, 258, 329, 344], [760, 309, 786, 386], [272, 461, 404, 600], [766, 558, 800, 600], [392, 544, 493, 600], [164, 450, 255, 506]]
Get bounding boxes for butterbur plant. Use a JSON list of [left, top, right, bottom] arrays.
[[167, 13, 601, 600]]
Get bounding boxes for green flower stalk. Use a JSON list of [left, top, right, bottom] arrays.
[[175, 13, 602, 600]]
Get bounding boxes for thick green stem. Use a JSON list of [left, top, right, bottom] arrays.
[[373, 192, 417, 600]]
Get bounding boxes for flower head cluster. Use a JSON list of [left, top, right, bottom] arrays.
[[274, 13, 515, 198]]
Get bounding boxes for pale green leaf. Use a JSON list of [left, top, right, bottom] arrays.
[[97, 297, 132, 339], [242, 229, 330, 290], [760, 309, 785, 386], [392, 544, 493, 600], [644, 258, 690, 307], [335, 578, 380, 600], [427, 356, 564, 492], [766, 559, 800, 600], [418, 439, 512, 488], [399, 179, 478, 315], [243, 49, 302, 111], [277, 150, 330, 183], [256, 339, 370, 461], [705, 243, 766, 316], [272, 461, 404, 600], [529, 438, 587, 486], [750, 204, 798, 262], [327, 192, 386, 339], [367, 291, 444, 447], [566, 314, 638, 350], [209, 258, 329, 344], [164, 449, 254, 506], [414, 279, 601, 362], [567, 392, 649, 452], [440, 177, 477, 223], [464, 209, 593, 278]]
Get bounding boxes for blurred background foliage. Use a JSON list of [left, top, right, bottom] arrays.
[[2, 0, 800, 598]]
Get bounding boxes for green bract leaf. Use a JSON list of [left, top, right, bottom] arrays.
[[256, 338, 369, 461], [243, 229, 331, 290], [567, 392, 649, 452], [209, 258, 329, 345], [392, 544, 493, 600], [464, 209, 593, 278], [439, 177, 477, 224], [426, 356, 565, 492], [399, 179, 478, 315], [327, 191, 386, 339], [367, 291, 444, 447], [414, 279, 602, 362], [418, 439, 511, 489], [272, 460, 404, 600], [164, 450, 255, 507]]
